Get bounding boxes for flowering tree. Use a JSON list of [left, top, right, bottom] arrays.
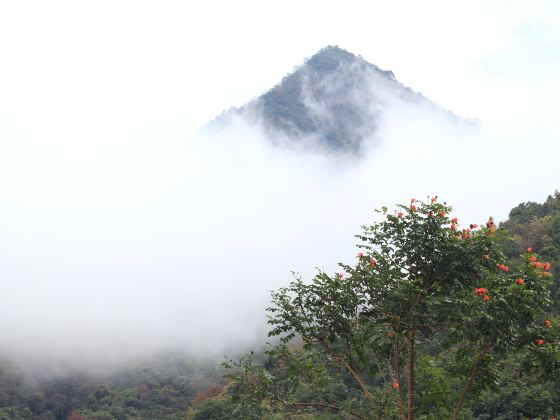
[[264, 198, 558, 419]]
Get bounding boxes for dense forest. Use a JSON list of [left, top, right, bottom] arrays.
[[0, 356, 224, 420], [1, 193, 559, 419]]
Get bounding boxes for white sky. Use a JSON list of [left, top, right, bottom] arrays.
[[0, 1, 559, 367], [1, 0, 559, 131]]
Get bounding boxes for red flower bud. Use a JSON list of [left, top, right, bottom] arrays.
[[536, 339, 545, 346], [527, 247, 533, 253], [516, 278, 525, 285], [392, 382, 399, 389], [370, 258, 376, 269], [452, 217, 458, 224], [451, 223, 457, 231], [545, 319, 551, 328], [357, 252, 364, 258]]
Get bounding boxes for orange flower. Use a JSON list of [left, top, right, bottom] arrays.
[[410, 205, 417, 211], [528, 256, 537, 263], [439, 210, 446, 217], [392, 382, 399, 389], [536, 339, 545, 346], [497, 264, 509, 272], [516, 278, 525, 285], [397, 211, 404, 219], [545, 319, 551, 328], [452, 217, 458, 224], [527, 247, 533, 253], [475, 287, 488, 296], [470, 224, 478, 229], [544, 262, 551, 271], [451, 223, 457, 231], [431, 196, 437, 203], [483, 295, 490, 301]]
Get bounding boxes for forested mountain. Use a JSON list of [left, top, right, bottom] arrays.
[[209, 46, 465, 153]]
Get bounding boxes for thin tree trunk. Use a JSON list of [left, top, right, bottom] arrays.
[[407, 327, 415, 420], [318, 340, 371, 399], [451, 341, 493, 420], [338, 357, 371, 398], [290, 402, 366, 420], [395, 338, 405, 420]]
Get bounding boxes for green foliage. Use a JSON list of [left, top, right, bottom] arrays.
[[2, 194, 560, 419], [210, 197, 560, 419], [0, 357, 224, 420], [501, 191, 560, 304]]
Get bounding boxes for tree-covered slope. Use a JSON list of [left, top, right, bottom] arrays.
[[501, 191, 560, 288]]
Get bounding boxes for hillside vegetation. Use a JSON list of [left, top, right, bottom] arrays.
[[1, 193, 559, 419], [189, 195, 560, 420]]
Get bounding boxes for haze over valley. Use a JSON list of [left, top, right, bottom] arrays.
[[0, 2, 559, 418]]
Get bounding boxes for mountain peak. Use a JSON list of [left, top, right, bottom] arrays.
[[209, 46, 459, 154], [304, 45, 395, 80]]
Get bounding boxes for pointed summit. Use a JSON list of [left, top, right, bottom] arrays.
[[303, 45, 395, 80], [209, 46, 461, 153]]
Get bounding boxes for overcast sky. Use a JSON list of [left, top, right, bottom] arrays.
[[0, 1, 559, 369], [1, 1, 560, 131]]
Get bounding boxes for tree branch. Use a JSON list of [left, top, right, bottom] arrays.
[[451, 340, 494, 420]]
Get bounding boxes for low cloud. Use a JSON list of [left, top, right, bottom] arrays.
[[0, 68, 557, 376]]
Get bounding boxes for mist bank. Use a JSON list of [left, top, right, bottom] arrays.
[[0, 83, 558, 375]]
